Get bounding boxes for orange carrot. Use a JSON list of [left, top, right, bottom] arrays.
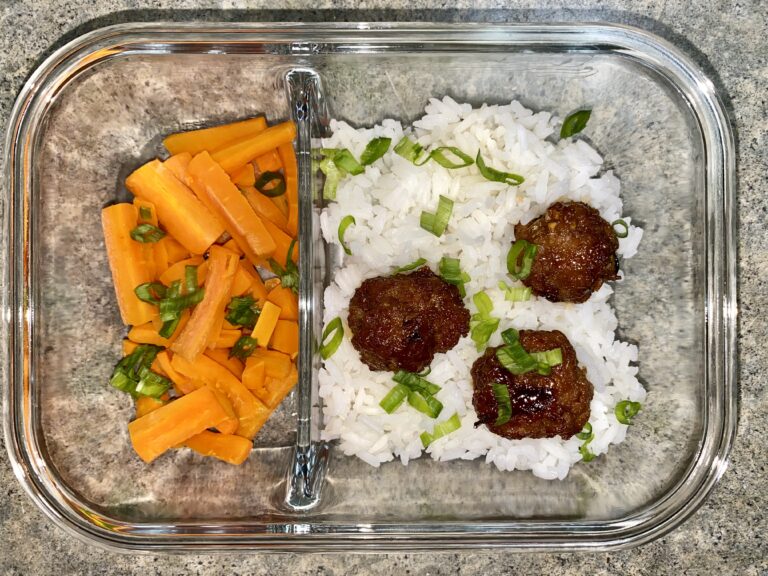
[[135, 394, 168, 418], [237, 262, 269, 306], [164, 117, 268, 156], [271, 194, 289, 218], [259, 366, 299, 409], [242, 357, 266, 391], [187, 151, 277, 267], [278, 142, 299, 236], [262, 218, 297, 269], [228, 264, 254, 298], [231, 163, 256, 188], [126, 160, 225, 254], [211, 121, 297, 175], [128, 323, 172, 348], [160, 236, 190, 265], [213, 329, 242, 349], [205, 348, 245, 379], [184, 430, 253, 465], [252, 301, 281, 348], [159, 256, 206, 287], [171, 354, 270, 439], [255, 149, 282, 173], [171, 245, 238, 362], [249, 348, 291, 379], [128, 386, 230, 463], [222, 238, 243, 256], [101, 204, 156, 326], [207, 385, 239, 435], [163, 152, 193, 183], [270, 320, 299, 359], [240, 185, 290, 233], [155, 351, 195, 394], [267, 285, 298, 321]]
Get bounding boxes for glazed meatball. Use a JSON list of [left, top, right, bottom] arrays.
[[348, 266, 470, 373], [514, 201, 619, 303], [471, 330, 592, 439]]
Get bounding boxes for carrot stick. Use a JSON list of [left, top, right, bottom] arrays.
[[207, 385, 239, 435], [222, 238, 243, 256], [238, 262, 269, 306], [187, 151, 277, 266], [213, 329, 242, 349], [255, 149, 282, 173], [184, 430, 253, 465], [270, 320, 299, 359], [278, 142, 299, 236], [158, 256, 206, 287], [231, 163, 256, 188], [267, 285, 298, 321], [101, 204, 156, 326], [242, 357, 265, 392], [252, 301, 281, 348], [164, 153, 193, 188], [126, 160, 225, 255], [259, 366, 299, 409], [262, 218, 298, 268], [205, 348, 245, 379], [240, 185, 290, 233], [156, 351, 195, 394], [128, 386, 230, 463], [270, 194, 289, 218], [228, 264, 254, 298], [211, 121, 297, 176], [249, 348, 291, 379], [171, 245, 238, 362], [127, 324, 172, 347], [164, 117, 268, 156], [135, 395, 168, 418], [160, 236, 190, 265]]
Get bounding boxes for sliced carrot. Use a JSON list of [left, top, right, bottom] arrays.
[[270, 320, 298, 359], [101, 204, 156, 326], [271, 194, 289, 218], [214, 329, 242, 349], [171, 354, 270, 439], [231, 163, 256, 188], [135, 394, 168, 419], [237, 261, 269, 306], [252, 301, 281, 348], [242, 357, 266, 392], [171, 245, 238, 362], [128, 386, 230, 463], [262, 218, 297, 269], [222, 238, 243, 256], [211, 121, 297, 176], [205, 348, 245, 379], [254, 149, 282, 173], [267, 285, 298, 321], [160, 236, 190, 265], [155, 351, 196, 394], [164, 117, 268, 156], [207, 385, 239, 435], [249, 348, 291, 379], [126, 160, 225, 254], [240, 185, 290, 233], [159, 257, 207, 288], [185, 430, 253, 465], [259, 366, 299, 409], [163, 152, 193, 186], [128, 324, 172, 347], [278, 142, 299, 236], [229, 264, 254, 298]]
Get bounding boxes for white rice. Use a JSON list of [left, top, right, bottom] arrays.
[[318, 96, 646, 480]]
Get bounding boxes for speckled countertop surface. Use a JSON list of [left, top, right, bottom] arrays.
[[1, 1, 765, 575]]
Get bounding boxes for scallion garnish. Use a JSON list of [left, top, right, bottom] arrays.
[[138, 206, 152, 221], [407, 389, 444, 419], [332, 149, 365, 176], [470, 291, 500, 351], [579, 443, 596, 462], [315, 138, 393, 200], [394, 137, 475, 170], [438, 256, 470, 297], [577, 422, 596, 462], [393, 258, 427, 274], [420, 413, 462, 447], [109, 344, 171, 399], [268, 239, 299, 294], [158, 290, 205, 322], [615, 400, 642, 425], [379, 383, 410, 413], [338, 215, 356, 256], [230, 336, 258, 360], [320, 317, 344, 360], [560, 109, 592, 139], [530, 348, 563, 367], [476, 151, 525, 186], [498, 281, 532, 302], [420, 195, 454, 237], [134, 282, 167, 304], [184, 265, 198, 294], [612, 219, 629, 239], [255, 171, 286, 197], [381, 371, 443, 418], [507, 239, 537, 280], [393, 370, 441, 396], [359, 137, 392, 166], [318, 157, 343, 200], [428, 146, 474, 169], [130, 223, 166, 243], [394, 136, 430, 165], [225, 295, 261, 329], [491, 382, 512, 426], [496, 328, 562, 376]]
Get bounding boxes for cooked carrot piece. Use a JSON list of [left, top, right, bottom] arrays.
[[267, 285, 298, 321], [237, 262, 269, 306], [101, 204, 156, 326], [222, 238, 243, 256], [164, 117, 268, 156], [155, 351, 195, 394], [205, 348, 245, 379], [126, 160, 225, 254], [262, 218, 298, 270], [270, 194, 289, 218], [207, 385, 239, 435], [135, 394, 169, 418], [240, 185, 290, 233], [213, 329, 242, 349], [160, 236, 190, 265], [270, 320, 299, 359], [255, 149, 282, 173], [185, 430, 253, 465], [158, 256, 206, 287], [171, 353, 271, 439], [212, 121, 297, 175], [128, 386, 230, 463], [128, 323, 172, 347], [252, 301, 281, 348], [231, 163, 256, 187], [278, 142, 299, 236], [242, 357, 266, 391], [187, 151, 277, 266], [249, 348, 291, 379], [171, 245, 238, 362], [163, 151, 192, 181], [259, 366, 299, 409]]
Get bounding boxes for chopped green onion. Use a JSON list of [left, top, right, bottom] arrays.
[[225, 295, 261, 329], [408, 390, 444, 419], [134, 366, 171, 398], [420, 413, 462, 447], [501, 328, 520, 347], [492, 382, 512, 426], [230, 336, 258, 361], [393, 370, 441, 397], [130, 223, 166, 243], [184, 265, 198, 294], [473, 291, 493, 316], [159, 315, 181, 339], [530, 348, 563, 367], [255, 171, 286, 197], [320, 317, 344, 360], [416, 366, 431, 377], [332, 149, 365, 176], [429, 146, 474, 169], [134, 282, 167, 304], [496, 344, 539, 375], [498, 281, 532, 302], [394, 136, 430, 165], [476, 151, 525, 186], [393, 258, 427, 274], [338, 215, 356, 256], [438, 256, 470, 297], [507, 239, 537, 280], [615, 400, 642, 425], [268, 239, 299, 294], [158, 289, 205, 322], [420, 195, 454, 237], [579, 443, 596, 462], [379, 383, 410, 413], [560, 109, 592, 139], [612, 219, 629, 239], [109, 344, 171, 399], [138, 206, 152, 221], [359, 137, 392, 166], [319, 157, 343, 200], [576, 422, 594, 442], [470, 291, 499, 351]]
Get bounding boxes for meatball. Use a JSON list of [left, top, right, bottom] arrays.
[[471, 330, 592, 439], [348, 266, 470, 373], [514, 201, 619, 303]]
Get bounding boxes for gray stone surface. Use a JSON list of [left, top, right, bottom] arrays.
[[1, 1, 766, 575]]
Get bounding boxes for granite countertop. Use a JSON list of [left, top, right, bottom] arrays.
[[1, 1, 765, 574]]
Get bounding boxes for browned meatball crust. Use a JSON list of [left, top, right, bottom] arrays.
[[514, 201, 619, 303], [471, 330, 593, 439], [348, 266, 470, 373]]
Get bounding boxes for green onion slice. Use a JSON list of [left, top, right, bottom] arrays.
[[332, 149, 365, 176], [379, 383, 410, 413], [560, 109, 592, 139], [470, 291, 500, 351], [109, 344, 171, 399], [319, 157, 343, 200], [420, 195, 454, 237], [360, 137, 392, 166], [407, 390, 444, 419], [429, 146, 474, 169], [392, 370, 441, 397], [255, 171, 286, 197], [615, 400, 642, 425], [230, 336, 258, 360], [393, 258, 427, 274], [184, 265, 198, 294], [501, 328, 520, 347], [476, 151, 525, 186], [130, 223, 166, 243], [420, 413, 462, 447], [159, 316, 181, 339], [134, 282, 167, 304], [576, 422, 594, 442], [612, 219, 629, 239], [225, 295, 261, 329], [492, 382, 512, 426], [507, 239, 537, 280], [498, 281, 532, 302], [320, 317, 344, 360], [579, 443, 596, 462], [394, 136, 430, 165], [138, 206, 152, 221], [158, 289, 205, 322], [338, 215, 356, 256], [438, 256, 470, 297], [268, 239, 299, 294], [496, 344, 539, 375], [134, 366, 171, 398], [530, 348, 563, 368]]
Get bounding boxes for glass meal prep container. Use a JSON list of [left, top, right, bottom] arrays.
[[2, 22, 736, 552]]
